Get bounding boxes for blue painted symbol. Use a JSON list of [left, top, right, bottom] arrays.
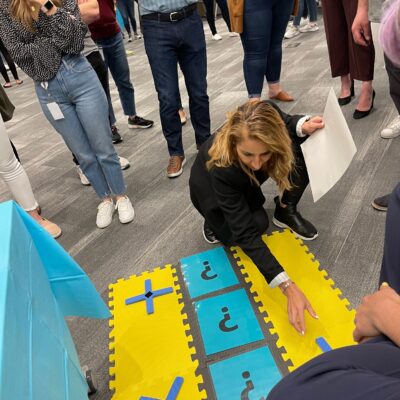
[[201, 261, 218, 280], [209, 347, 281, 400], [181, 248, 238, 298], [139, 377, 184, 400], [219, 306, 239, 332], [316, 337, 332, 352], [125, 279, 173, 314]]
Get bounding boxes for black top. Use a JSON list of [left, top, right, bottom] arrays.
[[189, 101, 303, 284]]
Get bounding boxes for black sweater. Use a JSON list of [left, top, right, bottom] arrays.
[[189, 101, 303, 284]]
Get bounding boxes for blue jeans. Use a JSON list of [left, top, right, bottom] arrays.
[[117, 0, 137, 35], [95, 32, 136, 117], [143, 12, 210, 156], [294, 0, 317, 26], [35, 55, 126, 199], [240, 0, 293, 98]]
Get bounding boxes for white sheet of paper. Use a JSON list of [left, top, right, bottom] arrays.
[[300, 88, 357, 202], [47, 102, 64, 121]]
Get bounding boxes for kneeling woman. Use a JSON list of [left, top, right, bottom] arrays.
[[189, 101, 324, 333]]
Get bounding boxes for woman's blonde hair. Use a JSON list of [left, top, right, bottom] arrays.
[[10, 0, 62, 30], [207, 101, 294, 192]]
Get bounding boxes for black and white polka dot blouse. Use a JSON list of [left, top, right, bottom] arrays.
[[0, 0, 87, 82]]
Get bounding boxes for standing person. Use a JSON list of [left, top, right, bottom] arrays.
[[267, 183, 400, 400], [117, 0, 141, 42], [322, 0, 375, 119], [0, 38, 22, 88], [0, 0, 135, 229], [89, 0, 153, 130], [190, 101, 324, 333], [139, 0, 211, 178], [236, 0, 295, 102], [203, 0, 236, 41], [285, 0, 319, 39]]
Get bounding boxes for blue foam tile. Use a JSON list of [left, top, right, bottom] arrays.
[[181, 247, 238, 299], [209, 346, 282, 400], [194, 289, 263, 355]]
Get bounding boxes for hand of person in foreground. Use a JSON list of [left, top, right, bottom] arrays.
[[301, 116, 324, 135], [352, 5, 371, 46], [353, 283, 400, 345], [280, 281, 318, 335]]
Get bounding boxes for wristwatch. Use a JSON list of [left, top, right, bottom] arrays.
[[41, 0, 55, 14]]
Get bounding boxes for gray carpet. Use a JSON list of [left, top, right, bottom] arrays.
[[0, 16, 398, 399]]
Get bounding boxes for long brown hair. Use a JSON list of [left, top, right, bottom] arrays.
[[207, 101, 294, 192], [10, 0, 62, 30]]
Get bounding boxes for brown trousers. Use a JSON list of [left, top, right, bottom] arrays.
[[322, 0, 375, 81]]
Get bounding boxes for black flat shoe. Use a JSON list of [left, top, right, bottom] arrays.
[[353, 90, 375, 120], [338, 80, 355, 106]]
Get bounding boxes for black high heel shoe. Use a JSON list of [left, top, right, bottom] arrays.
[[353, 90, 375, 120], [338, 80, 355, 106]]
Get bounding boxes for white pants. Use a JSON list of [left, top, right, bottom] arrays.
[[0, 116, 38, 211]]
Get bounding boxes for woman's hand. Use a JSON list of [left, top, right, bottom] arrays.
[[281, 282, 318, 334], [301, 116, 324, 135]]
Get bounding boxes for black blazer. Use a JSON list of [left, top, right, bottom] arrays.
[[189, 101, 304, 284]]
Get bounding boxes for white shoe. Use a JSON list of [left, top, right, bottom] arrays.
[[300, 17, 309, 27], [381, 115, 400, 139], [134, 33, 142, 39], [284, 25, 300, 39], [299, 22, 319, 33], [229, 32, 239, 37], [119, 156, 130, 170], [96, 200, 114, 229], [76, 166, 91, 186], [116, 197, 135, 224], [212, 34, 222, 41]]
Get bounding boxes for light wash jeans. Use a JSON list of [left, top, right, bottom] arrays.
[[95, 32, 136, 117], [0, 116, 38, 210], [35, 54, 126, 199]]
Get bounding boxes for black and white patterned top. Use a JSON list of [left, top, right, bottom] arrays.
[[0, 0, 87, 82]]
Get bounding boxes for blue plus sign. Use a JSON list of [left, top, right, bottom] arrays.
[[125, 279, 173, 314]]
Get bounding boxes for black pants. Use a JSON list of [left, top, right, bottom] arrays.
[[73, 51, 113, 165], [10, 140, 19, 161], [268, 183, 400, 400], [0, 39, 19, 83], [203, 0, 231, 35], [385, 54, 400, 115], [117, 0, 137, 35]]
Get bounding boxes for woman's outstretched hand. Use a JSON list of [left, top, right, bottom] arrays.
[[281, 281, 318, 334], [302, 116, 324, 135]]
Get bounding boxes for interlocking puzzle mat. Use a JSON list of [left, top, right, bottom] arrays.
[[109, 230, 356, 399]]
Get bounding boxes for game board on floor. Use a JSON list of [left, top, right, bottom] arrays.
[[109, 230, 356, 399]]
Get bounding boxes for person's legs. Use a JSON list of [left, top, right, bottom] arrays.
[[0, 53, 10, 84], [178, 12, 211, 148], [0, 44, 20, 82], [216, 0, 232, 31], [306, 0, 318, 22], [380, 183, 400, 292], [143, 19, 183, 156], [293, 0, 305, 27], [203, 0, 218, 36], [267, 338, 400, 400], [116, 0, 131, 36], [126, 0, 137, 34], [240, 0, 272, 99]]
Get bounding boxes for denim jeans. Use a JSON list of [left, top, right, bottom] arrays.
[[95, 32, 136, 117], [143, 11, 210, 156], [240, 0, 293, 98], [117, 0, 137, 35], [35, 54, 126, 199], [294, 0, 317, 26]]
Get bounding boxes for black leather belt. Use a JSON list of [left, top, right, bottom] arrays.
[[142, 3, 197, 22]]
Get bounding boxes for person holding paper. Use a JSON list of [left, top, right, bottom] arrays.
[[189, 100, 324, 334], [267, 183, 400, 400]]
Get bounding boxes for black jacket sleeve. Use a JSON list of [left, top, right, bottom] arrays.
[[210, 167, 284, 283]]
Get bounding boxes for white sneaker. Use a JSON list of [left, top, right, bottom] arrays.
[[299, 22, 319, 33], [116, 197, 135, 224], [300, 18, 309, 27], [381, 115, 400, 139], [134, 33, 142, 39], [212, 34, 222, 41], [284, 25, 300, 39], [229, 32, 239, 37], [119, 156, 130, 170], [76, 166, 91, 186], [96, 200, 114, 228]]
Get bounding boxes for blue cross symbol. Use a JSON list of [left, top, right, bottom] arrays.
[[139, 377, 184, 400], [125, 279, 173, 314]]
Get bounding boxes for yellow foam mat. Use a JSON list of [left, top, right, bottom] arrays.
[[109, 265, 205, 399], [232, 230, 356, 371]]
